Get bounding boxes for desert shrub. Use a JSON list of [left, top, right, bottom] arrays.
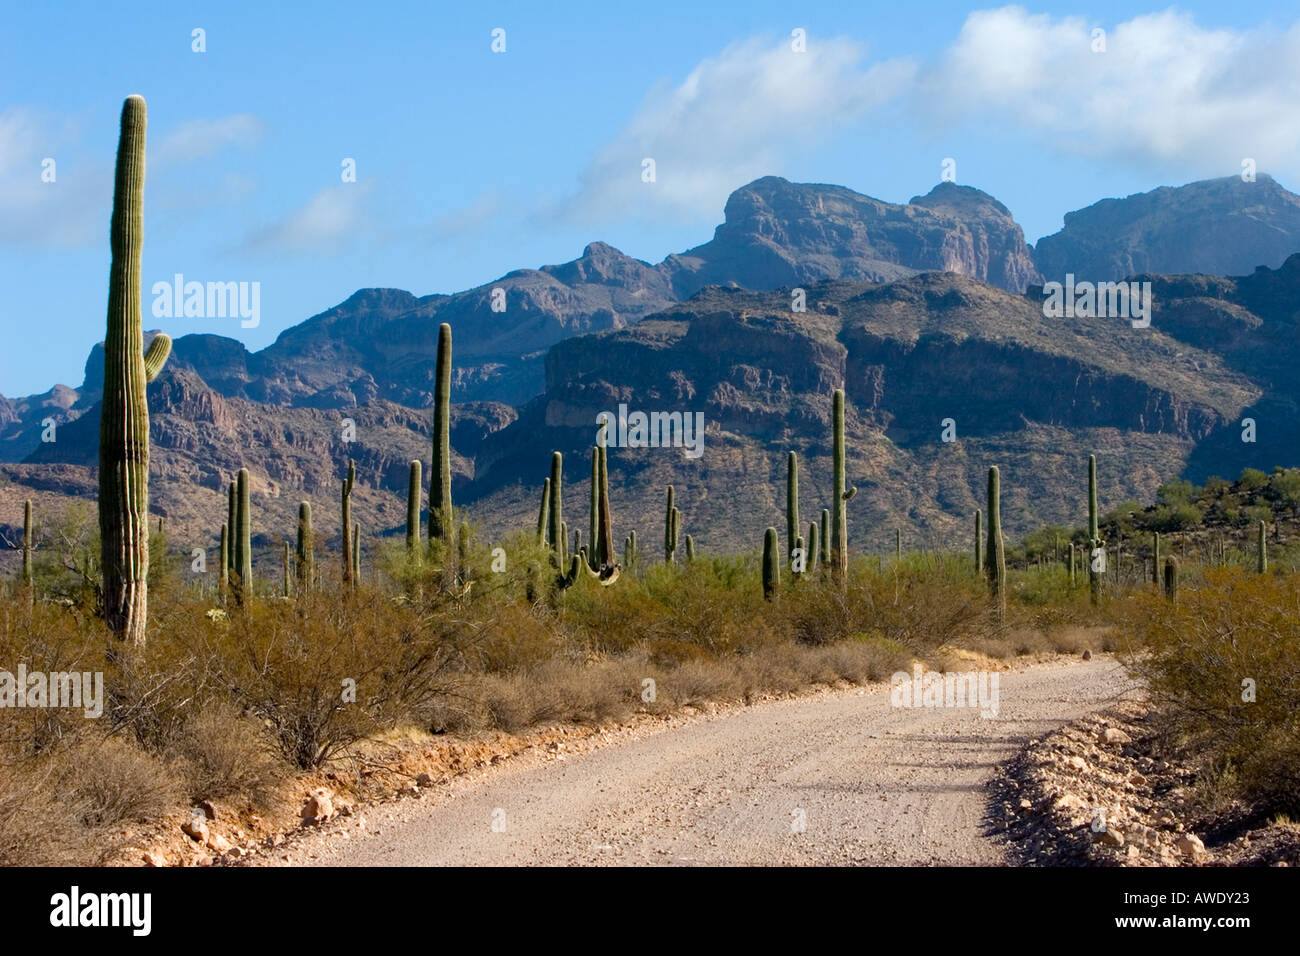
[[170, 702, 286, 806], [1123, 568, 1300, 816]]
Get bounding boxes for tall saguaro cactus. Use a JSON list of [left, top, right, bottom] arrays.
[[282, 541, 291, 598], [227, 480, 237, 575], [762, 527, 780, 601], [99, 95, 172, 645], [352, 522, 361, 581], [786, 452, 799, 571], [232, 467, 252, 604], [974, 509, 983, 574], [589, 446, 601, 571], [820, 509, 830, 571], [296, 501, 313, 593], [664, 485, 679, 563], [807, 520, 819, 571], [1258, 520, 1268, 573], [986, 466, 1006, 621], [21, 500, 33, 587], [218, 524, 229, 604], [596, 438, 615, 571], [429, 323, 453, 554], [406, 459, 422, 554], [536, 477, 551, 546], [1163, 556, 1179, 603], [548, 453, 565, 565], [341, 458, 356, 587], [1151, 531, 1161, 586], [1088, 454, 1102, 605], [830, 389, 856, 582]]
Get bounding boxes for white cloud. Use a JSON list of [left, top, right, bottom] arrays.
[[0, 108, 264, 248], [152, 114, 263, 168], [567, 9, 1300, 226], [0, 108, 105, 247], [427, 191, 501, 244], [564, 35, 916, 224], [240, 182, 374, 255], [918, 6, 1300, 171]]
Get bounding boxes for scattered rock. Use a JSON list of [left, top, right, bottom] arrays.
[[199, 800, 217, 821], [1082, 649, 1092, 660], [1175, 833, 1206, 856], [415, 773, 434, 787], [142, 850, 167, 867], [1096, 827, 1125, 847], [302, 790, 335, 825], [205, 832, 233, 854], [181, 817, 209, 843], [1100, 727, 1132, 746]]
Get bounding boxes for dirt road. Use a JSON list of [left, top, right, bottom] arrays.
[[285, 656, 1136, 866]]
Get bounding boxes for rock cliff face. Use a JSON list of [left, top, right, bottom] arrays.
[[1033, 175, 1300, 283], [662, 178, 1042, 297]]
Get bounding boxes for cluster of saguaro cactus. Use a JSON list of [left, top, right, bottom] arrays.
[[429, 323, 454, 570], [341, 458, 356, 588], [830, 389, 856, 583], [297, 502, 313, 593], [986, 466, 1006, 621], [99, 95, 172, 645], [1257, 520, 1268, 573], [664, 485, 680, 563], [762, 527, 780, 600]]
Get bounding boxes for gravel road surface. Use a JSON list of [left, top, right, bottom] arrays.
[[281, 655, 1135, 866]]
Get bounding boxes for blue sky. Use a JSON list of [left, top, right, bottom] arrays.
[[4, 1, 1300, 396]]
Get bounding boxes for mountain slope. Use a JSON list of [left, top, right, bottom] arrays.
[[1033, 174, 1300, 283]]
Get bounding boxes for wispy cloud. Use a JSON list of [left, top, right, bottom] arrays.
[[0, 108, 264, 248], [152, 113, 264, 169], [238, 182, 374, 256], [427, 191, 502, 244], [562, 35, 916, 225], [918, 6, 1300, 171], [565, 8, 1300, 226]]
